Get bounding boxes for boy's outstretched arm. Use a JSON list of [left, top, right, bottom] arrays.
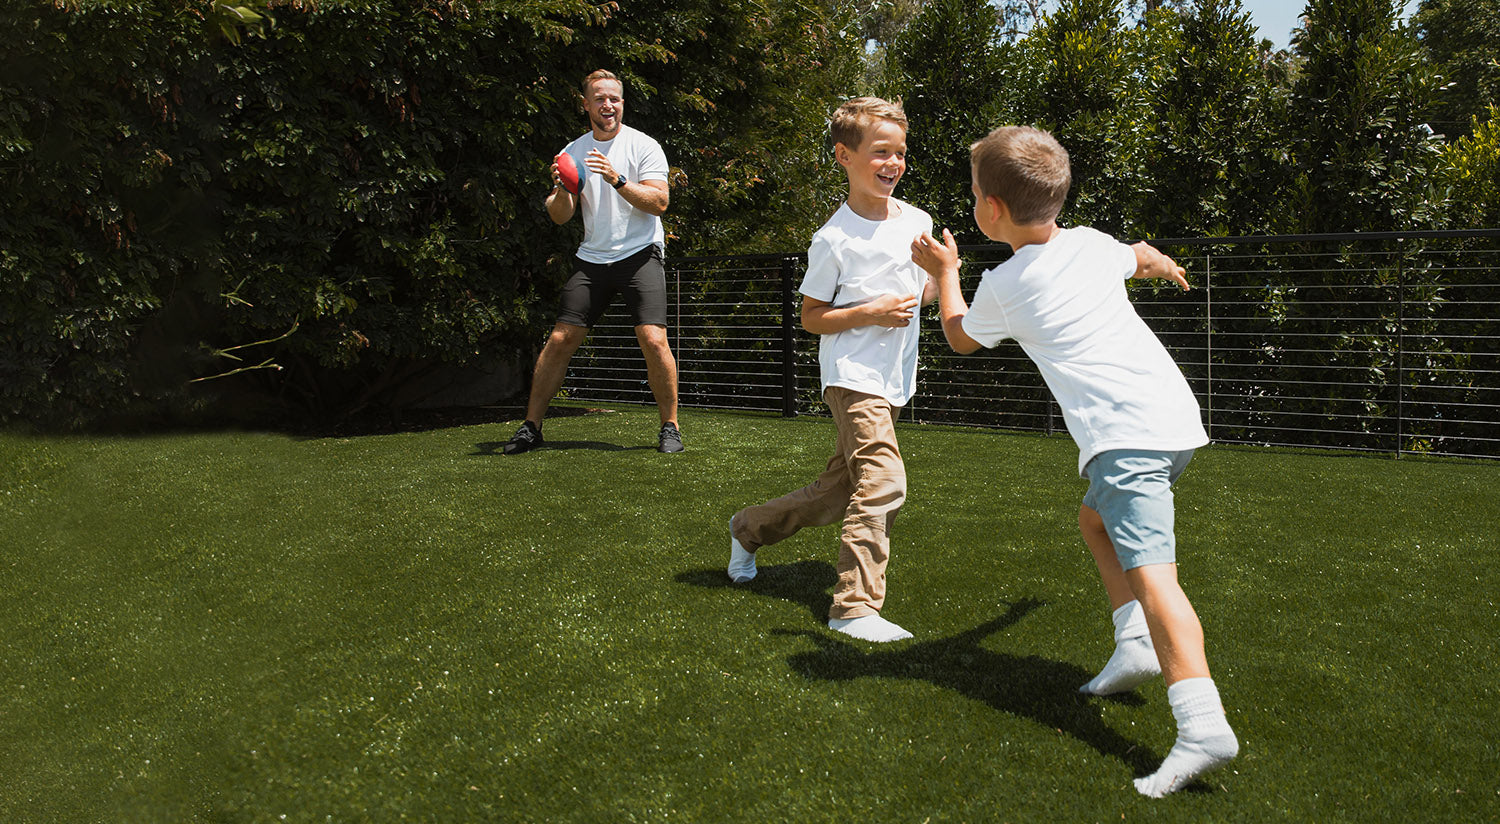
[[1131, 242, 1189, 290], [911, 229, 982, 354]]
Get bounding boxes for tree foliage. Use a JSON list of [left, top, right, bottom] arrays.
[[2, 0, 1497, 430], [883, 0, 1010, 237], [1015, 0, 1147, 233], [1442, 106, 1500, 228], [0, 0, 858, 428], [1286, 0, 1445, 234], [1137, 0, 1286, 238], [1414, 0, 1500, 139]]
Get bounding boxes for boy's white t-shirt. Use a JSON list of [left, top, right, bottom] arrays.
[[800, 199, 934, 407], [561, 124, 670, 264], [961, 226, 1209, 475]]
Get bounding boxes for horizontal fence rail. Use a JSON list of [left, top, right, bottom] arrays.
[[565, 230, 1500, 460]]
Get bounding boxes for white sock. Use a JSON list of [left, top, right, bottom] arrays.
[[727, 518, 757, 583], [1134, 677, 1239, 798], [1080, 600, 1160, 695], [828, 614, 913, 642]]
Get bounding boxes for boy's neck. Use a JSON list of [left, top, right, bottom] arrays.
[[846, 191, 897, 222], [1000, 221, 1062, 251]]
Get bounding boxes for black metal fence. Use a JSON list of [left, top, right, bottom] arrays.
[[565, 230, 1500, 460]]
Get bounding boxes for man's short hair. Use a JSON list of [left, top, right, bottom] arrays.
[[582, 69, 621, 95], [970, 126, 1071, 226], [829, 97, 908, 150]]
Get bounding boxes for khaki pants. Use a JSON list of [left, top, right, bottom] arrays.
[[731, 387, 907, 620]]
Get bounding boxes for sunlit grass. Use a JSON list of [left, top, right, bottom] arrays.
[[2, 405, 1496, 821]]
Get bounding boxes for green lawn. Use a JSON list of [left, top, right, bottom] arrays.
[[2, 405, 1497, 821]]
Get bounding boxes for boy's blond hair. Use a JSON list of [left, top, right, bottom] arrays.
[[829, 97, 907, 150], [970, 126, 1070, 226]]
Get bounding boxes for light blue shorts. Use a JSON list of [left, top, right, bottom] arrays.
[[1082, 449, 1195, 570]]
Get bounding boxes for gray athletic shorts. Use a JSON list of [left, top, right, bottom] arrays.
[[1081, 449, 1195, 570], [556, 244, 667, 328]]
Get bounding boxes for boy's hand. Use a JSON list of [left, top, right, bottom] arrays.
[[911, 229, 960, 278], [1131, 241, 1189, 290], [866, 293, 919, 328]]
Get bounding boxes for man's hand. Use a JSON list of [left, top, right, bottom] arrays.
[[1131, 241, 1189, 290], [585, 149, 621, 187], [545, 159, 578, 224]]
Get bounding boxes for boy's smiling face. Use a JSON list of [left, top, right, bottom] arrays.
[[837, 117, 907, 206]]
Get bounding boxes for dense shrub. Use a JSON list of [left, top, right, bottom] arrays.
[[1, 0, 614, 427], [1, 0, 860, 429]]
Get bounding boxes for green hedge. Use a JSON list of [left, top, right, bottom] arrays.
[[0, 0, 620, 428], [1, 0, 859, 429]]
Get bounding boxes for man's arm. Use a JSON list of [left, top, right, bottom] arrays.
[[618, 179, 669, 217], [586, 149, 669, 216], [911, 228, 982, 354], [545, 156, 578, 224], [1130, 241, 1189, 290], [545, 185, 577, 224], [801, 294, 919, 335]]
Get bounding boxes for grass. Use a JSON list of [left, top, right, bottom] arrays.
[[2, 404, 1497, 821]]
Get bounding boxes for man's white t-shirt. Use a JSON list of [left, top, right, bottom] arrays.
[[962, 226, 1208, 475], [561, 125, 669, 264], [800, 199, 934, 407]]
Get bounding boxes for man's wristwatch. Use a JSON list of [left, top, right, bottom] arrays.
[[612, 174, 627, 190]]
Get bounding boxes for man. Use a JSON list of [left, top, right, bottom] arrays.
[[504, 69, 683, 454]]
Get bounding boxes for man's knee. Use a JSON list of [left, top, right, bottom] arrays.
[[546, 323, 587, 353], [635, 324, 674, 357]]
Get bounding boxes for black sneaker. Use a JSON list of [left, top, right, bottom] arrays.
[[658, 422, 684, 453], [502, 421, 544, 455]]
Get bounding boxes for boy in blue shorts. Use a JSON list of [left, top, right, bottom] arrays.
[[911, 125, 1238, 797]]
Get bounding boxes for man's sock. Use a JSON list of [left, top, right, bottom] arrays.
[[727, 518, 757, 583], [1080, 600, 1160, 695], [1134, 677, 1239, 798], [828, 614, 913, 642]]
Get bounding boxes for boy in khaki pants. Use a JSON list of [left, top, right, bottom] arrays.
[[727, 97, 935, 642]]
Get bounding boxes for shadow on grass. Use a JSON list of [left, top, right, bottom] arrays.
[[678, 563, 1159, 776], [472, 440, 657, 455], [676, 560, 836, 623]]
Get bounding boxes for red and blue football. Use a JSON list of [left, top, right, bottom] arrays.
[[556, 152, 583, 194]]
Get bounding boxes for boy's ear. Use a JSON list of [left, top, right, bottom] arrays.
[[833, 142, 851, 168], [987, 194, 1008, 225]]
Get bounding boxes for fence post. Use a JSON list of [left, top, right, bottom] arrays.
[[1396, 257, 1405, 458], [781, 256, 798, 418], [1206, 252, 1214, 441]]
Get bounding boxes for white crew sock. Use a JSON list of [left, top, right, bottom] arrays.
[[1134, 677, 1239, 798], [1080, 600, 1160, 695], [829, 614, 913, 642], [727, 518, 757, 583]]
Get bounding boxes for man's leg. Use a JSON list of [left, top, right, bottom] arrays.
[[623, 247, 679, 451], [635, 323, 679, 426], [505, 322, 587, 454], [525, 322, 588, 425]]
